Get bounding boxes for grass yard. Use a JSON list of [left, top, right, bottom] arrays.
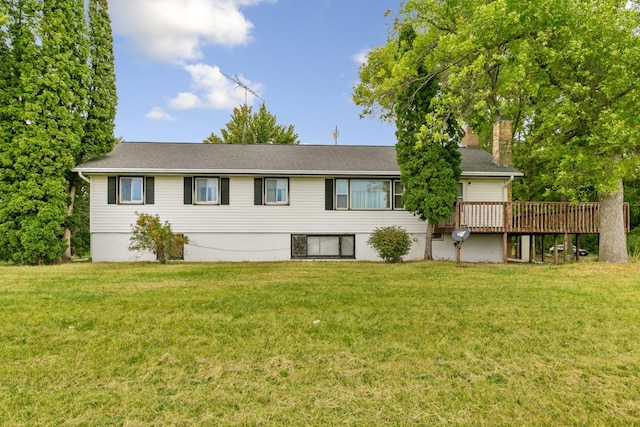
[[1, 261, 639, 426]]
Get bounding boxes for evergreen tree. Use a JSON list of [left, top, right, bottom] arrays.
[[0, 0, 117, 264], [392, 25, 461, 259], [65, 0, 118, 259], [204, 104, 299, 144], [83, 0, 117, 160]]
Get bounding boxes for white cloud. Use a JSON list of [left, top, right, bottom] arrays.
[[353, 48, 371, 66], [146, 107, 175, 121], [169, 92, 203, 110], [168, 63, 263, 110], [109, 0, 271, 63]]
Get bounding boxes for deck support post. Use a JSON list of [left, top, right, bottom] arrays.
[[503, 233, 508, 263], [553, 234, 559, 264], [563, 233, 568, 263], [529, 234, 535, 263]]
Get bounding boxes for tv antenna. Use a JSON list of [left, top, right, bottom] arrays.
[[221, 70, 265, 106], [221, 70, 265, 144]]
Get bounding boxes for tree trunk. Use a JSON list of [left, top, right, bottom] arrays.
[[424, 221, 434, 260], [598, 180, 628, 263], [62, 183, 77, 261]]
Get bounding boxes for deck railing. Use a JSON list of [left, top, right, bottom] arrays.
[[435, 201, 630, 234]]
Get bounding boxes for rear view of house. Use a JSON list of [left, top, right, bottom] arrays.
[[74, 136, 522, 262]]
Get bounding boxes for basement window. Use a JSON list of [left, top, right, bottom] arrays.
[[291, 234, 355, 259]]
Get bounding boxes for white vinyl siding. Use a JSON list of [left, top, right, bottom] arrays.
[[464, 179, 507, 202], [90, 175, 426, 235], [460, 179, 508, 228], [88, 175, 511, 262]]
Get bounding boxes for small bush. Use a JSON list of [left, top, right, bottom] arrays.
[[367, 226, 412, 263], [129, 212, 189, 264]]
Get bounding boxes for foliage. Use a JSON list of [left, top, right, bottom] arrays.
[[0, 0, 117, 264], [627, 229, 640, 261], [82, 0, 117, 162], [67, 181, 90, 258], [2, 261, 640, 425], [203, 103, 299, 144], [367, 225, 412, 262], [129, 212, 189, 264], [355, 24, 461, 259], [393, 25, 462, 259], [355, 0, 640, 262]]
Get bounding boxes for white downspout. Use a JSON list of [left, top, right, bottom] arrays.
[[77, 171, 91, 184], [504, 175, 515, 188]]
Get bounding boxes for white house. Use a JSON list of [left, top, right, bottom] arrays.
[[74, 129, 523, 263]]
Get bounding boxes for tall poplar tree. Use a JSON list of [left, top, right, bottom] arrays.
[[65, 0, 118, 259], [83, 0, 117, 160]]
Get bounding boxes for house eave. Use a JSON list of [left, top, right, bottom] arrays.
[[72, 168, 402, 177], [461, 171, 524, 178], [74, 168, 523, 178]]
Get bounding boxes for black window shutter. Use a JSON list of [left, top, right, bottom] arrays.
[[183, 177, 193, 205], [107, 176, 117, 204], [325, 179, 334, 210], [220, 178, 230, 205], [254, 178, 263, 205], [145, 177, 155, 204]]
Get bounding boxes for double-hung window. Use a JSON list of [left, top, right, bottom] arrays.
[[108, 176, 154, 205], [184, 177, 229, 205], [119, 177, 144, 204], [336, 179, 349, 209], [265, 178, 288, 204], [394, 181, 404, 209], [195, 178, 219, 204]]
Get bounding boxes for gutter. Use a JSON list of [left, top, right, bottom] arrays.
[[77, 171, 91, 184], [504, 175, 515, 188]]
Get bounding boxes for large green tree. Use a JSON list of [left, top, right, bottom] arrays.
[[204, 104, 299, 144], [356, 0, 640, 262], [0, 0, 117, 264]]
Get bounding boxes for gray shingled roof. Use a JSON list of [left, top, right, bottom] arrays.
[[74, 142, 523, 177]]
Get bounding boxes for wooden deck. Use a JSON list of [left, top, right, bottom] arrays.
[[436, 201, 630, 235]]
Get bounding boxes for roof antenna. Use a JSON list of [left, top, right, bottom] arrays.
[[332, 125, 339, 145], [221, 70, 265, 106], [221, 71, 265, 144]]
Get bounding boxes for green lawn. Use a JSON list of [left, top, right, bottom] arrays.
[[1, 261, 639, 426]]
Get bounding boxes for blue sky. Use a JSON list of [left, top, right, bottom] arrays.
[[108, 0, 398, 145]]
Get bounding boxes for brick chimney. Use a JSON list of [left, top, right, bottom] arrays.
[[461, 128, 478, 148], [492, 117, 512, 166]]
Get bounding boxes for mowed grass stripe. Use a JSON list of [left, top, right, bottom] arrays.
[[0, 262, 639, 425]]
